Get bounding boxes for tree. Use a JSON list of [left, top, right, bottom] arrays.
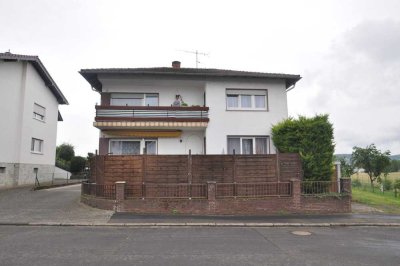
[[339, 157, 355, 178], [351, 144, 391, 191], [56, 143, 75, 161], [272, 114, 335, 181], [70, 156, 87, 174]]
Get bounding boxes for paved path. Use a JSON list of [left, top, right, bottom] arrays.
[[0, 185, 113, 224], [0, 226, 399, 265]]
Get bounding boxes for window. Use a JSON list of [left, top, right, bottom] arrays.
[[110, 93, 159, 106], [226, 95, 239, 108], [0, 167, 5, 174], [255, 95, 266, 108], [109, 139, 157, 155], [227, 136, 269, 155], [33, 103, 46, 121], [145, 94, 159, 106], [145, 140, 157, 154], [31, 138, 43, 153], [226, 89, 267, 110]]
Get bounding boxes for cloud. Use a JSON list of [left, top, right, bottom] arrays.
[[292, 19, 400, 154]]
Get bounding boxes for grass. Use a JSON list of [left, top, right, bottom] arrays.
[[350, 172, 400, 213], [351, 172, 400, 183]]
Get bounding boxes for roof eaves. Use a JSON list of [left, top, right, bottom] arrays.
[[0, 53, 69, 105], [79, 68, 302, 90]]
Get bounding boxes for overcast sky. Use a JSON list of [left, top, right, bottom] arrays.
[[1, 0, 399, 156]]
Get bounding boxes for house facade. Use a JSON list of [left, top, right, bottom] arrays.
[[80, 61, 300, 155], [0, 52, 68, 187]]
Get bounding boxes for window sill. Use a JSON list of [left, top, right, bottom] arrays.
[[33, 117, 46, 123], [31, 151, 44, 155], [226, 108, 268, 112]]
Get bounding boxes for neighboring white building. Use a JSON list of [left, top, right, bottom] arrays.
[[0, 52, 68, 187], [80, 61, 300, 155]]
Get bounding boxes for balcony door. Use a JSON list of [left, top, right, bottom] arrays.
[[110, 93, 159, 106]]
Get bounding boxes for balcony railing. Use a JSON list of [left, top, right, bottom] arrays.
[[95, 105, 209, 122]]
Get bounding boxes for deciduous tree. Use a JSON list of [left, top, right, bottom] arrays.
[[351, 144, 390, 191]]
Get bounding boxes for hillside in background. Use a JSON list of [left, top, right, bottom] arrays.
[[335, 154, 400, 161]]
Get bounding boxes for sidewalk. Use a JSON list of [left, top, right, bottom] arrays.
[[1, 184, 399, 227]]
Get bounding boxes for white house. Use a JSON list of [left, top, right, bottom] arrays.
[[0, 52, 68, 187], [80, 61, 300, 155]]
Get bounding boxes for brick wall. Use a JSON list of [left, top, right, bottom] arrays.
[[81, 179, 352, 215]]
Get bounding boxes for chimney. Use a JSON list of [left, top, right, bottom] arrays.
[[172, 61, 181, 69]]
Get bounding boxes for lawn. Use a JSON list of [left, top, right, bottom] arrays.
[[351, 172, 400, 213]]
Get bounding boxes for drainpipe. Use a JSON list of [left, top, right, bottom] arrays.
[[286, 84, 296, 92]]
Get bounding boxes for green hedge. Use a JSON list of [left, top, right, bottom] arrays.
[[272, 115, 335, 181]]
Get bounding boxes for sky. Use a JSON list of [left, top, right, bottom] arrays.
[[1, 0, 399, 156]]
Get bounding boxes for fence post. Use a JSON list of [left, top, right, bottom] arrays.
[[276, 151, 281, 183], [290, 179, 301, 210], [334, 161, 341, 193], [188, 149, 192, 199], [233, 149, 237, 198]]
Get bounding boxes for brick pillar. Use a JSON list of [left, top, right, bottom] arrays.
[[290, 179, 301, 210], [207, 181, 216, 201], [115, 181, 126, 201], [340, 178, 352, 194], [207, 181, 217, 214], [115, 181, 126, 212], [334, 161, 341, 193], [340, 178, 352, 212]]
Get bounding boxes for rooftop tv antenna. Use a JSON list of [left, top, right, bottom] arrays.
[[179, 50, 209, 68]]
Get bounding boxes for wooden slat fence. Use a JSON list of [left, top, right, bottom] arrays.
[[89, 153, 302, 185]]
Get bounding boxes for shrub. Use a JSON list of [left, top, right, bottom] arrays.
[[394, 179, 400, 190], [272, 114, 335, 181], [70, 156, 87, 174], [381, 178, 392, 191], [56, 158, 70, 171]]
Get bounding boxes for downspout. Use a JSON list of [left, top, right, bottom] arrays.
[[285, 84, 296, 93]]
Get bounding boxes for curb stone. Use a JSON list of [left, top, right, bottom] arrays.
[[1, 222, 400, 227]]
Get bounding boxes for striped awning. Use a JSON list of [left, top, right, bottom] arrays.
[[102, 130, 182, 138]]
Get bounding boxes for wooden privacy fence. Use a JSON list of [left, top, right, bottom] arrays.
[[89, 153, 302, 185]]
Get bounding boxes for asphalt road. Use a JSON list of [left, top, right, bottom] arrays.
[[0, 226, 399, 266]]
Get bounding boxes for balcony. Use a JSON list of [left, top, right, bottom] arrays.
[[94, 105, 209, 129]]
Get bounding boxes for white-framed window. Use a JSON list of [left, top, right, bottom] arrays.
[[33, 103, 46, 121], [226, 89, 267, 110], [110, 93, 159, 106], [31, 138, 43, 154], [227, 136, 269, 155], [109, 139, 158, 155]]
